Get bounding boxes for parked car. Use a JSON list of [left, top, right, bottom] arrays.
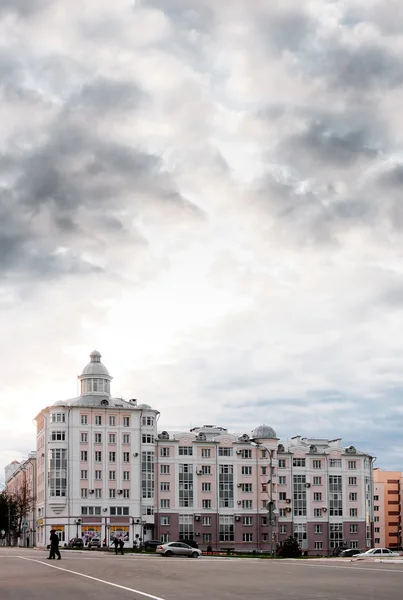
[[175, 539, 199, 549], [88, 537, 101, 548], [357, 548, 401, 557], [68, 537, 84, 549], [144, 540, 162, 550], [339, 548, 362, 557], [156, 542, 202, 558]]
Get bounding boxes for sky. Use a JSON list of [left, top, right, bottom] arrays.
[[1, 0, 403, 482]]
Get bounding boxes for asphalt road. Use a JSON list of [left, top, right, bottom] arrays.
[[1, 548, 403, 600]]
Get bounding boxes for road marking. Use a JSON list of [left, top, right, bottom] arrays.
[[282, 561, 403, 574], [18, 557, 167, 600]]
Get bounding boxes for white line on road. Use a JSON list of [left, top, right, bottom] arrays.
[[18, 557, 167, 600]]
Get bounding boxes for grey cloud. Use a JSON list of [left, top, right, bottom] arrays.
[[0, 0, 50, 17], [71, 78, 147, 114], [257, 9, 315, 54]]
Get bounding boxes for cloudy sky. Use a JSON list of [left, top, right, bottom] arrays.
[[1, 0, 403, 481]]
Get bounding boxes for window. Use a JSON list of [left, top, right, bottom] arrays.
[[280, 524, 287, 534], [374, 527, 380, 533], [95, 489, 102, 498], [81, 451, 88, 462], [313, 492, 322, 502], [95, 433, 102, 444], [109, 452, 116, 462], [261, 517, 267, 526], [314, 524, 322, 534], [142, 416, 154, 426], [374, 505, 379, 512], [350, 508, 358, 517], [160, 517, 170, 526], [160, 499, 170, 509], [329, 459, 342, 468], [109, 470, 116, 480], [80, 433, 88, 443], [293, 475, 307, 516], [81, 415, 88, 425], [314, 541, 323, 550], [50, 413, 66, 423], [349, 492, 358, 501], [241, 483, 252, 493], [373, 495, 379, 501], [142, 451, 154, 499], [110, 507, 129, 516], [374, 516, 379, 522], [201, 448, 211, 458], [81, 470, 88, 479], [51, 431, 65, 441], [123, 434, 130, 444], [313, 476, 322, 486], [293, 458, 306, 467], [261, 466, 267, 476], [202, 482, 211, 492], [219, 448, 233, 456], [329, 523, 343, 549], [123, 416, 130, 427], [375, 538, 380, 544], [160, 448, 170, 457], [329, 475, 343, 516], [278, 476, 286, 485], [243, 533, 253, 542], [95, 470, 102, 480], [81, 506, 101, 516], [179, 514, 194, 541], [142, 434, 154, 444], [109, 434, 116, 444], [350, 541, 359, 549], [262, 533, 268, 542], [109, 489, 116, 498], [160, 465, 170, 474], [278, 459, 286, 468], [203, 533, 212, 543], [349, 477, 357, 485], [348, 460, 357, 470], [262, 484, 267, 493], [242, 516, 253, 526], [81, 488, 88, 498], [95, 416, 102, 426], [241, 449, 252, 459], [350, 524, 358, 534], [179, 463, 194, 507], [279, 492, 287, 501], [178, 446, 193, 456], [313, 460, 322, 469], [219, 515, 234, 542], [123, 489, 130, 498], [242, 500, 253, 509], [279, 509, 287, 517], [202, 516, 212, 526], [202, 499, 212, 509], [160, 482, 170, 491], [95, 451, 102, 462], [109, 416, 116, 426], [241, 466, 252, 476], [261, 450, 267, 459], [123, 452, 130, 463], [123, 471, 130, 481], [201, 465, 211, 475], [314, 508, 322, 518]]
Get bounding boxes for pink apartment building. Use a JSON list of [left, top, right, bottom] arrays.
[[4, 351, 375, 554]]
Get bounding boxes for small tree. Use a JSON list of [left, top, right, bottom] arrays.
[[277, 536, 302, 558], [9, 482, 35, 542]]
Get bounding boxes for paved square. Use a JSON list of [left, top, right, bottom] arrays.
[[1, 548, 402, 600]]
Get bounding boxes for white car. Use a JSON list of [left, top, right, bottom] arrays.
[[156, 542, 202, 558], [357, 548, 401, 557]]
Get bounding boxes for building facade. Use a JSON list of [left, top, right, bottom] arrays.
[[5, 351, 375, 554], [4, 452, 37, 546], [373, 469, 402, 549]]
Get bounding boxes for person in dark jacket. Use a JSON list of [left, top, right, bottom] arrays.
[[113, 536, 119, 555], [118, 538, 124, 555], [47, 529, 61, 560]]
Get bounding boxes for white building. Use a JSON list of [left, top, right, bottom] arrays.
[[34, 350, 159, 547]]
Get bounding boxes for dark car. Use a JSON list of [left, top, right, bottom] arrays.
[[68, 537, 84, 548], [339, 548, 361, 557], [144, 540, 162, 550], [175, 539, 199, 549]]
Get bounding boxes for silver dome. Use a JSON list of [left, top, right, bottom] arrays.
[[251, 424, 277, 440], [81, 350, 110, 377], [137, 403, 152, 409]]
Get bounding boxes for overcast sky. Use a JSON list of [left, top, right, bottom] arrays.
[[1, 0, 403, 482]]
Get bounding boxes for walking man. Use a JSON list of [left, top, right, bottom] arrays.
[[118, 537, 124, 555], [47, 529, 61, 560], [113, 536, 119, 555]]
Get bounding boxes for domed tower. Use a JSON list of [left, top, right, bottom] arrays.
[[250, 424, 278, 441], [78, 350, 112, 396]]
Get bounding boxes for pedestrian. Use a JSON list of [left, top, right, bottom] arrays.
[[119, 538, 124, 555], [47, 529, 61, 560], [113, 536, 119, 555]]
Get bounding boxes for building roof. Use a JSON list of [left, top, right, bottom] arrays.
[[52, 395, 148, 409], [80, 350, 111, 377], [251, 424, 277, 440]]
